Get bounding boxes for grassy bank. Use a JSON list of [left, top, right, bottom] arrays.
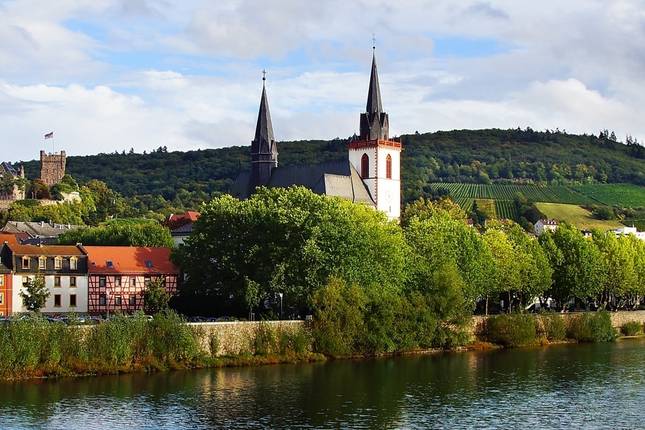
[[0, 314, 319, 381]]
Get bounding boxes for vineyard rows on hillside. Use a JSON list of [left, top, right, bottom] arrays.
[[428, 183, 593, 205]]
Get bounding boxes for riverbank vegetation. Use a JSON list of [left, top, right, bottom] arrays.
[[172, 187, 644, 356], [485, 312, 617, 347], [0, 312, 318, 380]]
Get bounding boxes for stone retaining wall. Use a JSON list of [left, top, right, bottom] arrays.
[[468, 310, 645, 337], [188, 320, 307, 356]]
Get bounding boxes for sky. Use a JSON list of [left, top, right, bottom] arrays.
[[1, 0, 645, 162]]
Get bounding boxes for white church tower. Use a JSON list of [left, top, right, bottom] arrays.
[[348, 48, 402, 219]]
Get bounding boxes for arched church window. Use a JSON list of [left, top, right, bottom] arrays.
[[386, 154, 392, 179], [361, 154, 369, 178]]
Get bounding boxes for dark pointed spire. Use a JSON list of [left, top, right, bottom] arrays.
[[250, 70, 278, 189], [359, 45, 389, 141], [253, 70, 274, 148], [366, 49, 383, 114]]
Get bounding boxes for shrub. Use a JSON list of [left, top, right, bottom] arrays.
[[209, 332, 220, 357], [567, 311, 616, 343], [148, 311, 200, 362], [254, 321, 277, 355], [540, 314, 566, 341], [311, 278, 367, 357], [487, 314, 537, 347], [620, 321, 643, 336], [277, 327, 311, 355]]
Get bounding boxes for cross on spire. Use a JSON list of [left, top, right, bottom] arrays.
[[262, 69, 266, 83], [372, 33, 376, 50]]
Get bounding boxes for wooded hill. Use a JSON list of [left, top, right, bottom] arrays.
[[21, 128, 645, 208]]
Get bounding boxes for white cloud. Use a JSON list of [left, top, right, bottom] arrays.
[[1, 0, 645, 162]]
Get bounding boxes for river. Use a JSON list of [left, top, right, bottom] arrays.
[[1, 339, 643, 429]]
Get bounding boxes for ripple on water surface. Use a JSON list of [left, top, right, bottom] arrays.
[[0, 340, 644, 430]]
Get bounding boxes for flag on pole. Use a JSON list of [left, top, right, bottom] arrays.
[[44, 132, 54, 139]]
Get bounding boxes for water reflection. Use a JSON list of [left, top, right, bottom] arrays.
[[0, 340, 643, 429]]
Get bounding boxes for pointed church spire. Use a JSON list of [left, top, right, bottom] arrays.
[[359, 44, 389, 141], [250, 70, 278, 189], [366, 49, 383, 115], [254, 70, 275, 148]]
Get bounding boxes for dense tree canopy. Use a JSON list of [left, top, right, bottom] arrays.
[[58, 219, 173, 247], [173, 186, 407, 316], [17, 129, 645, 214]]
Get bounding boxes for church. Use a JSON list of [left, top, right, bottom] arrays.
[[232, 49, 402, 219]]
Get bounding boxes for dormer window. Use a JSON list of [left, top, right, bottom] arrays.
[[106, 260, 114, 268], [145, 260, 153, 269], [70, 257, 78, 271], [38, 256, 46, 270], [22, 256, 30, 270], [54, 256, 62, 270]]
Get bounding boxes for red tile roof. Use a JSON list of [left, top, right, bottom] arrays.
[[166, 211, 200, 229], [0, 233, 20, 246], [84, 246, 178, 275]]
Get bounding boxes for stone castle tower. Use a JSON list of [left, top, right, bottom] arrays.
[[39, 150, 66, 186]]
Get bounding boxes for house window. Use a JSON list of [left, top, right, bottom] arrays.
[[0, 292, 4, 305], [22, 276, 29, 287], [145, 260, 153, 268], [99, 294, 107, 306], [38, 256, 46, 270], [115, 276, 122, 287], [54, 276, 61, 287], [386, 154, 392, 179], [54, 294, 61, 307], [54, 256, 62, 270], [131, 277, 137, 287], [70, 276, 76, 287], [115, 296, 122, 306], [129, 295, 136, 306], [99, 276, 106, 288], [0, 276, 3, 287], [144, 276, 151, 287], [22, 257, 30, 269], [106, 260, 113, 268], [361, 153, 369, 178], [70, 257, 78, 270], [70, 294, 77, 308]]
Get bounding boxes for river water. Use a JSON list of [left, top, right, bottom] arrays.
[[1, 340, 643, 430]]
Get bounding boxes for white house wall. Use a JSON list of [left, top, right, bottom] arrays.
[[12, 274, 89, 313]]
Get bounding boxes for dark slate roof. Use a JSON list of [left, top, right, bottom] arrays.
[[0, 162, 18, 177], [366, 51, 382, 115], [171, 222, 194, 236], [1, 221, 83, 238], [252, 83, 275, 154], [231, 160, 375, 206]]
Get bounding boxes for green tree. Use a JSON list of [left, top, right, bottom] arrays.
[[405, 211, 494, 309], [483, 228, 521, 313], [401, 196, 466, 227], [58, 219, 173, 247], [143, 278, 170, 315], [173, 187, 407, 316], [592, 231, 638, 309], [539, 224, 605, 307], [20, 275, 50, 312]]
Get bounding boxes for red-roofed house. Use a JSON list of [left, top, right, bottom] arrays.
[[84, 246, 179, 314], [165, 211, 200, 246]]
